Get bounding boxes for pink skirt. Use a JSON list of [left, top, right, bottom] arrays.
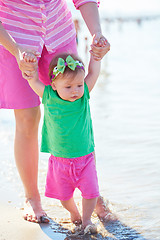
[[0, 38, 77, 109]]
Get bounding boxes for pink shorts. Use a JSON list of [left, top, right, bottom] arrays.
[[45, 153, 100, 201], [0, 38, 77, 109]]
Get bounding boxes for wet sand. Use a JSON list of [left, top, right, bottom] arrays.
[[0, 182, 147, 240]]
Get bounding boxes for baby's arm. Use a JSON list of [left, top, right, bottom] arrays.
[[84, 54, 101, 93], [23, 52, 45, 98], [84, 35, 105, 91]]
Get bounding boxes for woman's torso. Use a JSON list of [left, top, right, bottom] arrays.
[[0, 0, 76, 54]]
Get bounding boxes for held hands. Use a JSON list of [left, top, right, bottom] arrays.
[[21, 52, 38, 80], [22, 52, 38, 80], [90, 32, 110, 61], [15, 45, 39, 79], [21, 51, 45, 98]]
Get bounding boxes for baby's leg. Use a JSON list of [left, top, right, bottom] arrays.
[[82, 197, 97, 227], [61, 198, 81, 225]]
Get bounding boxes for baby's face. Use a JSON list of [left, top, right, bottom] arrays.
[[52, 71, 85, 102]]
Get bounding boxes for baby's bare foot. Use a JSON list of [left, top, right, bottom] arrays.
[[84, 224, 97, 234], [71, 223, 97, 236], [70, 212, 82, 226]]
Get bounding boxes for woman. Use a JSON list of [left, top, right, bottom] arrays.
[[0, 0, 110, 223]]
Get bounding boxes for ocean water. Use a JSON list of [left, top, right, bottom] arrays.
[[0, 18, 160, 239]]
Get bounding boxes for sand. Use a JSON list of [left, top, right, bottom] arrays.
[[0, 184, 109, 240], [0, 200, 72, 240], [0, 202, 51, 240], [0, 181, 68, 240]]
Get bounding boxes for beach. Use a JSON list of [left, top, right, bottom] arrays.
[[0, 13, 160, 240]]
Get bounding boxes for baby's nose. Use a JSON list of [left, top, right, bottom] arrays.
[[72, 88, 78, 93]]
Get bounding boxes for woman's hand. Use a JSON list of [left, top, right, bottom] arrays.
[[90, 32, 110, 61]]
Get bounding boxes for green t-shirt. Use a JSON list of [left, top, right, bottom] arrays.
[[41, 82, 95, 158]]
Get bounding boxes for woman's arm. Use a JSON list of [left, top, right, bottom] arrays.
[[0, 21, 20, 57], [78, 2, 101, 37], [78, 2, 110, 60], [84, 54, 101, 92], [0, 22, 38, 73]]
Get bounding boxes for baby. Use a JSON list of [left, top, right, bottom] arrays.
[[23, 51, 101, 234]]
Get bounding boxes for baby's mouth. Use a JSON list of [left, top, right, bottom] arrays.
[[71, 95, 78, 99]]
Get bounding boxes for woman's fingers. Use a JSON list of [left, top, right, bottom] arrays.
[[92, 32, 102, 45], [92, 33, 108, 46], [97, 37, 108, 47]]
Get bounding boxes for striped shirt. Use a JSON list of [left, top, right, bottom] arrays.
[[0, 0, 99, 55]]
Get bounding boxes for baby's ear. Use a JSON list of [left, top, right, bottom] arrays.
[[51, 82, 57, 90]]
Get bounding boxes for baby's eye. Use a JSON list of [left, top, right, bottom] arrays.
[[66, 86, 71, 89], [78, 85, 83, 87]]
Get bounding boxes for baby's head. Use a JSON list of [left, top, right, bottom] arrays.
[[49, 53, 85, 102]]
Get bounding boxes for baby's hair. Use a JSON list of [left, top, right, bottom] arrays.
[[49, 53, 85, 81]]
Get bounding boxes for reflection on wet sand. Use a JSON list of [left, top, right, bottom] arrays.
[[40, 214, 148, 239]]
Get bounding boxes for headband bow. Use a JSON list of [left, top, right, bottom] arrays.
[[57, 55, 76, 73], [51, 55, 84, 82]]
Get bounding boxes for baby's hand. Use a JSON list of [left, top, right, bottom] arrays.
[[22, 69, 38, 81], [23, 52, 37, 63]]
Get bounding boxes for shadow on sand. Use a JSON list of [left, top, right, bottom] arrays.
[[40, 218, 148, 240]]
